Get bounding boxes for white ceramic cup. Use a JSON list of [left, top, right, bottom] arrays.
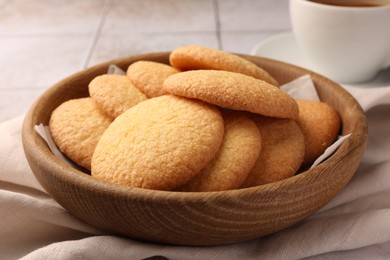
[[290, 0, 390, 83]]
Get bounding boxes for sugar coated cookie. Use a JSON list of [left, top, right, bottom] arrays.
[[127, 61, 179, 98], [241, 116, 305, 187], [49, 97, 112, 170], [169, 45, 279, 86], [163, 70, 299, 120], [91, 95, 224, 191], [88, 74, 147, 118], [180, 111, 262, 192], [296, 99, 341, 167]]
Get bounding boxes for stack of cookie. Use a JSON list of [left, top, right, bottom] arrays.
[[49, 45, 340, 192]]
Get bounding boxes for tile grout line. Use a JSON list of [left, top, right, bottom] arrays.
[[83, 0, 113, 69], [0, 86, 47, 91], [213, 0, 222, 50]]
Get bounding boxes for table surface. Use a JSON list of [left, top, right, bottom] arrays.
[[0, 0, 290, 122]]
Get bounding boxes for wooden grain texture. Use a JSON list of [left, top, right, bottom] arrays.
[[22, 53, 367, 246]]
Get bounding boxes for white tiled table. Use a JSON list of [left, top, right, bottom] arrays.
[[0, 0, 290, 122]]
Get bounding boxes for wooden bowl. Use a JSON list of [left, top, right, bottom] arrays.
[[22, 53, 367, 246]]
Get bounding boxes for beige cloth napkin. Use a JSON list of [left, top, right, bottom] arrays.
[[1, 84, 390, 259]]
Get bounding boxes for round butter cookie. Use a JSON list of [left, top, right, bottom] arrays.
[[88, 74, 147, 118], [163, 70, 299, 120], [127, 61, 179, 98], [91, 95, 224, 191], [169, 45, 279, 86], [49, 97, 112, 170], [241, 116, 305, 187], [296, 99, 341, 167], [180, 111, 261, 192]]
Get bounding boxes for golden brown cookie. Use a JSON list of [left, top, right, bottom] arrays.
[[180, 111, 262, 192], [127, 61, 179, 98], [88, 74, 147, 118], [91, 95, 224, 191], [169, 45, 279, 86], [49, 97, 112, 170], [296, 99, 341, 167], [163, 70, 299, 120], [241, 116, 305, 187]]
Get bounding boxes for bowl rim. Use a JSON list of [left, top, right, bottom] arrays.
[[22, 52, 368, 203]]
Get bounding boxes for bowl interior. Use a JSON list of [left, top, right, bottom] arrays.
[[22, 52, 367, 246]]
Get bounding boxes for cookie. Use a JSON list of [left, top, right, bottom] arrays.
[[163, 70, 299, 120], [296, 99, 341, 167], [49, 97, 112, 170], [91, 95, 224, 191], [241, 116, 305, 187], [169, 45, 279, 86], [88, 74, 147, 118], [180, 111, 262, 192], [127, 61, 179, 98]]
